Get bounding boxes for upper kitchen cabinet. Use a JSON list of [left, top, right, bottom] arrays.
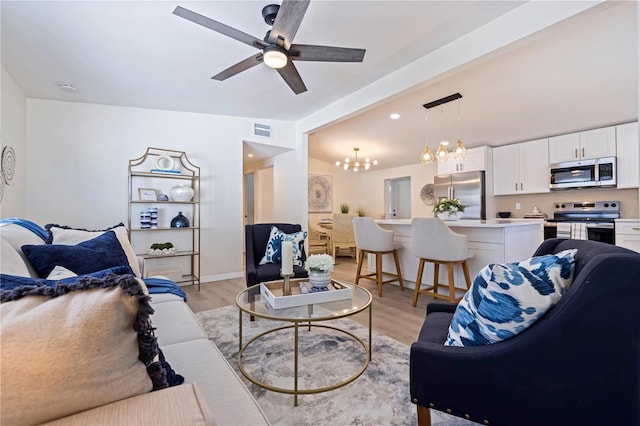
[[493, 139, 550, 195], [548, 126, 616, 164], [616, 122, 639, 189], [437, 146, 491, 175]]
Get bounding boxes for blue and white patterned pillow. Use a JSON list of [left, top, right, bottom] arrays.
[[445, 249, 577, 347], [259, 226, 307, 266]]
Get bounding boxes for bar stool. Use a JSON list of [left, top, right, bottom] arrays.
[[353, 217, 404, 297], [411, 218, 473, 306]]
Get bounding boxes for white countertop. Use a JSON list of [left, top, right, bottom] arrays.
[[376, 218, 544, 228], [615, 219, 640, 222]]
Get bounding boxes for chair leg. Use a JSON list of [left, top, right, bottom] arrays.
[[447, 262, 456, 303], [462, 259, 472, 290], [433, 263, 440, 296], [412, 258, 426, 307], [375, 253, 383, 297], [416, 405, 432, 426], [393, 249, 404, 291], [355, 249, 366, 285]]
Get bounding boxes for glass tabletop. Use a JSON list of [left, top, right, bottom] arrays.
[[236, 278, 372, 322]]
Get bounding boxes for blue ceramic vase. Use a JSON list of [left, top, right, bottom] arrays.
[[171, 212, 189, 228]]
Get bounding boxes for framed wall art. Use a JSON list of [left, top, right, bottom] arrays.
[[308, 174, 333, 213]]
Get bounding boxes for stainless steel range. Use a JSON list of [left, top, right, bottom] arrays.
[[544, 200, 619, 245]]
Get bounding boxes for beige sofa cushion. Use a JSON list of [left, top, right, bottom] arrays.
[[162, 339, 270, 426], [39, 384, 214, 426], [1, 275, 162, 425], [152, 299, 208, 346]]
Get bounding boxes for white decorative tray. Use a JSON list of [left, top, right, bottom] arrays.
[[260, 280, 352, 309]]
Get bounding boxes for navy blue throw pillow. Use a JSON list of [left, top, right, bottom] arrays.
[[0, 266, 134, 291], [21, 231, 129, 278]]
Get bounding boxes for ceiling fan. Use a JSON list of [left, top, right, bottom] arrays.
[[173, 1, 366, 95]]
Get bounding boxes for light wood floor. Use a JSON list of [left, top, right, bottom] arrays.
[[184, 256, 441, 346]]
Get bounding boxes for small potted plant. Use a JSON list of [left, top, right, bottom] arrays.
[[357, 207, 366, 217], [304, 254, 335, 288], [340, 203, 350, 214], [433, 198, 466, 221], [147, 242, 176, 255]]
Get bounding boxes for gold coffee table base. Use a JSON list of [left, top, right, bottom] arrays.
[[236, 280, 373, 406], [238, 322, 371, 406]]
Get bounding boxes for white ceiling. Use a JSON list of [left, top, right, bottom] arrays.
[[1, 1, 638, 170]]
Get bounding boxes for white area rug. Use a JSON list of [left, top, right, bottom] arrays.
[[195, 305, 474, 426]]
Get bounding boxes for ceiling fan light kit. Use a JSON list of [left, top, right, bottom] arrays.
[[173, 1, 366, 94], [420, 92, 467, 164], [263, 46, 288, 68]]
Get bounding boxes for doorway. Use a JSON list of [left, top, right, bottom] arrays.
[[384, 177, 411, 219]]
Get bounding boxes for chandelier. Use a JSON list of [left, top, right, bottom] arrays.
[[336, 147, 377, 172], [419, 92, 467, 164]]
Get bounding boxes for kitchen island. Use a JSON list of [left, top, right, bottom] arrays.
[[371, 219, 544, 297]]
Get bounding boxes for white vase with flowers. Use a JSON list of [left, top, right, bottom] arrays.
[[304, 254, 335, 288], [433, 198, 466, 221]]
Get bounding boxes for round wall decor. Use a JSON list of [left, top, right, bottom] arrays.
[[420, 184, 434, 205], [2, 146, 16, 184]]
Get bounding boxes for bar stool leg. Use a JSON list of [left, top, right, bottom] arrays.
[[375, 253, 383, 297], [447, 263, 456, 303], [355, 249, 366, 285], [413, 258, 426, 307], [432, 263, 440, 297], [462, 260, 472, 290], [393, 249, 404, 291]]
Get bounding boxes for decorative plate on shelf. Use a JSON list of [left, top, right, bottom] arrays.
[[420, 184, 434, 205], [2, 146, 16, 184]]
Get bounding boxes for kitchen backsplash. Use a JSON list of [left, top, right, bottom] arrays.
[[494, 188, 639, 219]]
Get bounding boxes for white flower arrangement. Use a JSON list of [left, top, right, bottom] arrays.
[[433, 198, 466, 214], [304, 254, 335, 273]]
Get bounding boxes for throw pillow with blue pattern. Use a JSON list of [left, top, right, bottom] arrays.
[[259, 226, 307, 266], [445, 249, 577, 347]]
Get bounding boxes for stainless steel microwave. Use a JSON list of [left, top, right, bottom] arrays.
[[549, 157, 616, 190]]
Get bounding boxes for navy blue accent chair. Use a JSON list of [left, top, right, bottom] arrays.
[[245, 223, 308, 288], [410, 239, 640, 426]]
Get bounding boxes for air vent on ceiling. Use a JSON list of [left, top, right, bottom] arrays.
[[254, 123, 272, 138]]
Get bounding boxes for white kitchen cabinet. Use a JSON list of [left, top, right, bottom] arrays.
[[548, 126, 616, 163], [437, 146, 490, 175], [616, 122, 639, 189], [615, 220, 640, 253], [493, 138, 549, 195]]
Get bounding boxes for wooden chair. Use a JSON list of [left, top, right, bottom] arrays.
[[308, 222, 329, 254], [352, 217, 404, 297], [410, 218, 472, 306], [331, 213, 357, 258]]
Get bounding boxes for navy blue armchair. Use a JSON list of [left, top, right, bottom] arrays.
[[410, 239, 640, 426], [245, 223, 308, 288]]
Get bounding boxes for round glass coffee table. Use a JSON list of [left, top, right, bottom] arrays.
[[236, 279, 372, 406]]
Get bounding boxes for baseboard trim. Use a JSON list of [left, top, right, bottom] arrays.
[[200, 271, 244, 283]]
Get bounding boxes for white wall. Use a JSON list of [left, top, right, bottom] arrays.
[[24, 99, 301, 282], [359, 162, 439, 220], [308, 157, 438, 221], [0, 67, 27, 217]]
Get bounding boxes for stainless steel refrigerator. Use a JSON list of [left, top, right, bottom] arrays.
[[433, 170, 486, 219]]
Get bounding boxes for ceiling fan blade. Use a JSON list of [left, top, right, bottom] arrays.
[[289, 44, 366, 62], [276, 62, 307, 94], [173, 6, 267, 50], [212, 54, 263, 81], [268, 0, 310, 49]]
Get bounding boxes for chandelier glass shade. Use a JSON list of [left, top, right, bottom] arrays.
[[336, 147, 377, 172], [419, 93, 467, 164]]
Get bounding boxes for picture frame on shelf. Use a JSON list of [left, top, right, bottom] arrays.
[[138, 188, 157, 201]]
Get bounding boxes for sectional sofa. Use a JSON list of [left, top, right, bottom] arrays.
[[0, 220, 269, 425]]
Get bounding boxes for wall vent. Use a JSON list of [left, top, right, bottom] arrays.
[[254, 123, 272, 138]]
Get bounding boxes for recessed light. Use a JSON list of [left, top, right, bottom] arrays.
[[247, 153, 254, 157], [390, 113, 400, 120], [58, 84, 77, 92]]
